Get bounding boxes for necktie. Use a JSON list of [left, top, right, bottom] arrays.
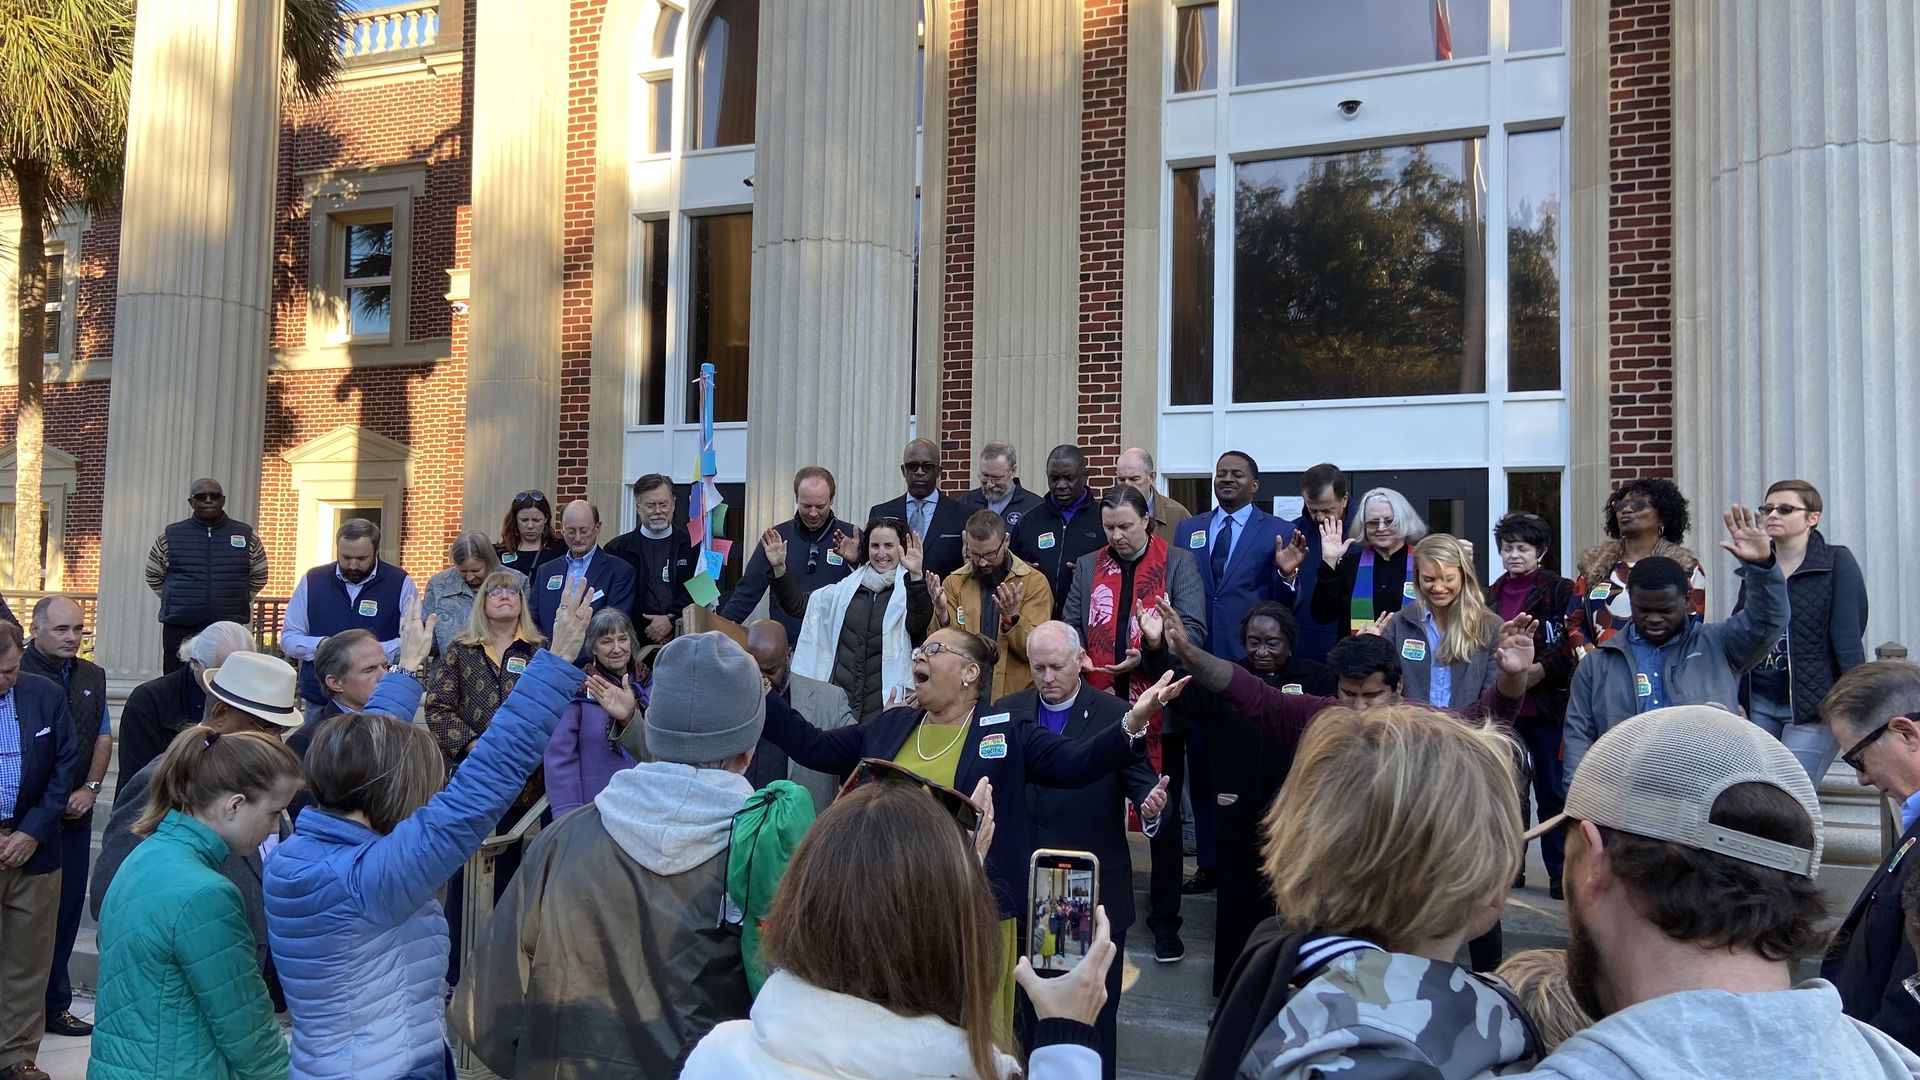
[[1211, 514, 1235, 581], [912, 500, 931, 539]]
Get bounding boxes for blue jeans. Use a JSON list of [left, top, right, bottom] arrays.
[[1748, 697, 1841, 785]]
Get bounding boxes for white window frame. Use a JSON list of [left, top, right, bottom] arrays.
[[1157, 0, 1570, 550], [292, 163, 437, 368], [0, 442, 76, 590], [41, 247, 68, 363]]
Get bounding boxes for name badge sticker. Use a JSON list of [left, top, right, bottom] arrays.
[[1188, 530, 1208, 549], [1892, 836, 1917, 871], [1281, 683, 1305, 695], [1401, 638, 1426, 662], [1402, 580, 1417, 600], [357, 599, 379, 617], [505, 657, 528, 675], [825, 552, 845, 566], [978, 733, 1009, 759], [978, 712, 1011, 727], [1037, 532, 1057, 550], [546, 575, 563, 591], [1635, 673, 1653, 699], [1589, 584, 1612, 600], [229, 534, 247, 548]]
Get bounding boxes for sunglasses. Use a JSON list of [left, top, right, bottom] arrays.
[[191, 492, 226, 503], [514, 490, 548, 504], [839, 757, 980, 832], [1614, 497, 1652, 514], [1757, 503, 1809, 517], [1842, 716, 1908, 772], [805, 544, 819, 574]]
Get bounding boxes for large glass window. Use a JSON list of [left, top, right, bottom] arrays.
[[41, 253, 64, 359], [1507, 129, 1562, 392], [1232, 140, 1487, 402], [1236, 0, 1488, 85], [692, 0, 758, 150], [1509, 0, 1563, 52], [637, 219, 669, 425], [1174, 3, 1218, 93], [1170, 166, 1215, 405], [687, 212, 752, 423], [342, 218, 394, 340], [1507, 469, 1564, 573]]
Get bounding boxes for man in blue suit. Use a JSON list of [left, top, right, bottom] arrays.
[[530, 500, 637, 655], [1166, 451, 1301, 899], [0, 620, 78, 1080]]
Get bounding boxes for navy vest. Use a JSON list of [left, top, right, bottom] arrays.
[[296, 561, 407, 702], [159, 516, 257, 626]]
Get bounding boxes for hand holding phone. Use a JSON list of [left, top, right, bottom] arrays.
[[1026, 849, 1100, 976]]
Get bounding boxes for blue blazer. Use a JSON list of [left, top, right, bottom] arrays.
[[528, 547, 638, 645], [761, 690, 1144, 919], [6, 671, 78, 875], [1172, 507, 1294, 664]]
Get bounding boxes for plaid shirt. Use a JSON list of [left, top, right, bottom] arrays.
[[0, 689, 19, 821]]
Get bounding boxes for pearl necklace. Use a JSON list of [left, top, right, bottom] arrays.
[[914, 710, 973, 761]]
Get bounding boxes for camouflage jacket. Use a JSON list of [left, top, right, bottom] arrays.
[[1239, 944, 1538, 1079]]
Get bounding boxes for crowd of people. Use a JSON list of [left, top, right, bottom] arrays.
[[0, 438, 1909, 1080]]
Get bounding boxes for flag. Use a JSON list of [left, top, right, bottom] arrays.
[[686, 362, 728, 608], [1433, 0, 1454, 62]]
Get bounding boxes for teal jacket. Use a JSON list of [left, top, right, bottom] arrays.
[[92, 811, 288, 1080]]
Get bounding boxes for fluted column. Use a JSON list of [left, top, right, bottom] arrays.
[[746, 0, 918, 534], [463, 0, 566, 529], [970, 0, 1082, 468], [1672, 2, 1920, 887], [96, 0, 286, 684]]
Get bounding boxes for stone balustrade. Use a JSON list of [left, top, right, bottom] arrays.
[[340, 2, 439, 59]]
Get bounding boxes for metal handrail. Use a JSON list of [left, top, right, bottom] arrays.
[[452, 796, 549, 1078]]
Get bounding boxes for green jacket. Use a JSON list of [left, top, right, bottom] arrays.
[[92, 811, 288, 1080]]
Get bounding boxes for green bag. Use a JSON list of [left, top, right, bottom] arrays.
[[728, 779, 816, 996]]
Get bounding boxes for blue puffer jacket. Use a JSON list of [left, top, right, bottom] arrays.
[[263, 651, 583, 1080]]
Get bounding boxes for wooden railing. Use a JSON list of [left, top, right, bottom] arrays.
[[0, 592, 292, 660], [339, 2, 440, 59]]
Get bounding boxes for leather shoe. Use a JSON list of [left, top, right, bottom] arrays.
[[1181, 868, 1217, 895], [0, 1060, 53, 1080], [47, 1009, 94, 1037], [1549, 880, 1565, 901]]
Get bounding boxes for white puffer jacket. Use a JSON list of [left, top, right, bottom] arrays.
[[683, 970, 1100, 1080]]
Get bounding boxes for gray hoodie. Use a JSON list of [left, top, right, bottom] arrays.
[[1514, 981, 1920, 1079]]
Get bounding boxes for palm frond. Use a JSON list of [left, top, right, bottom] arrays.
[[282, 0, 347, 99]]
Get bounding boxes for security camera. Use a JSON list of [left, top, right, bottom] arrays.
[[1336, 99, 1362, 119]]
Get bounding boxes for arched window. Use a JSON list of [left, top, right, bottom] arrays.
[[692, 0, 758, 149], [636, 2, 682, 155]]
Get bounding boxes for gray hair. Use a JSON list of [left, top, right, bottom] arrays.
[[587, 607, 638, 653], [448, 530, 500, 570], [181, 621, 257, 666], [1118, 447, 1155, 473], [979, 441, 1017, 468], [1348, 487, 1428, 546], [336, 517, 382, 548], [1028, 620, 1083, 655], [314, 628, 379, 699]]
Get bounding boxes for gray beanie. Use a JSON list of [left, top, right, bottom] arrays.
[[643, 631, 767, 765]]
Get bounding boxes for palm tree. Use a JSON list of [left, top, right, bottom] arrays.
[[0, 0, 346, 588]]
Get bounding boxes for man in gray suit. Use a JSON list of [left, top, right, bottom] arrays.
[[742, 620, 857, 812]]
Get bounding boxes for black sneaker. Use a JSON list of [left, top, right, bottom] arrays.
[[46, 1009, 93, 1037], [1549, 880, 1565, 901], [1153, 929, 1186, 963], [1181, 868, 1217, 895]]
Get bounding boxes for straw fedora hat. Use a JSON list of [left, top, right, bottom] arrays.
[[201, 652, 303, 729]]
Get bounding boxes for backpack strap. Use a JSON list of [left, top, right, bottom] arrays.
[[1196, 923, 1384, 1080]]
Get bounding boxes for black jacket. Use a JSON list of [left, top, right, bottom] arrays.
[[869, 492, 973, 577], [1011, 494, 1108, 622], [771, 571, 933, 720], [994, 686, 1159, 932], [962, 483, 1044, 530], [1310, 543, 1414, 630], [760, 692, 1147, 920], [1735, 530, 1869, 726], [604, 524, 698, 625], [21, 644, 107, 829], [118, 664, 207, 782], [1823, 816, 1920, 1052], [720, 514, 859, 640]]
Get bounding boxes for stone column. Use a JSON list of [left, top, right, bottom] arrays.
[[463, 0, 566, 531], [1672, 2, 1920, 885], [746, 0, 918, 532], [96, 0, 286, 685]]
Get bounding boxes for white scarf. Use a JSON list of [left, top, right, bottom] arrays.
[[859, 564, 898, 592], [793, 569, 914, 708]]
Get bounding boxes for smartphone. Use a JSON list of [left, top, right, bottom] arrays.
[[1027, 849, 1100, 976]]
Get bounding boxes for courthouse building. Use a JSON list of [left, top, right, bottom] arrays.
[[1, 0, 1915, 733]]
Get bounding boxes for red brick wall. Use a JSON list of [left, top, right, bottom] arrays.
[[0, 381, 111, 591], [937, 0, 980, 462], [1606, 2, 1674, 483], [1077, 0, 1128, 481], [557, 0, 608, 504]]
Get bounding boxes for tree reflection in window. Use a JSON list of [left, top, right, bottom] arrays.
[[344, 219, 393, 339], [1232, 141, 1491, 402]]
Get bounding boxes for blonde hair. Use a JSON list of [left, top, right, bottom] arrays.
[[1496, 949, 1593, 1053], [1347, 487, 1428, 548], [455, 570, 544, 648], [1260, 704, 1521, 953], [1406, 534, 1497, 665], [136, 727, 305, 836]]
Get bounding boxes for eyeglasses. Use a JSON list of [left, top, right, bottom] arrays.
[[485, 585, 521, 598], [1904, 972, 1920, 1007], [1757, 503, 1809, 517], [190, 492, 225, 503], [839, 757, 981, 832], [1615, 498, 1652, 514], [1363, 518, 1396, 530], [912, 642, 955, 660], [513, 490, 547, 504], [1842, 717, 1907, 772]]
